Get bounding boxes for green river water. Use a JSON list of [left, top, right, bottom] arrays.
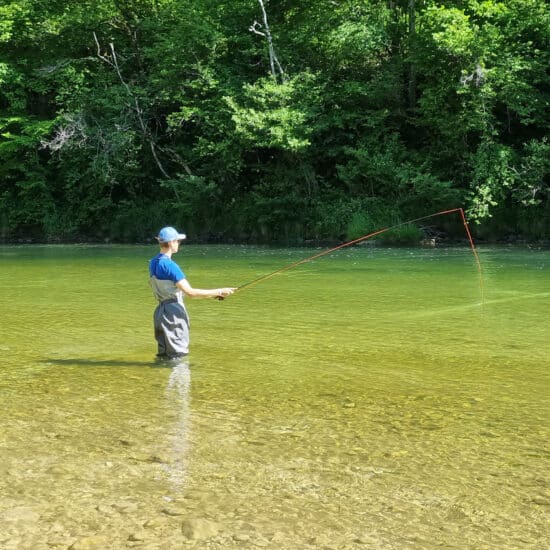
[[0, 244, 548, 549]]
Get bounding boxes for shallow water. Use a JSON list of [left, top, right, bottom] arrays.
[[0, 244, 548, 549]]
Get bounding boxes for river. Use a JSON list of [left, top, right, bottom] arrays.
[[0, 244, 548, 548]]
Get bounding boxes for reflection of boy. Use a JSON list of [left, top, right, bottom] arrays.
[[149, 226, 235, 359]]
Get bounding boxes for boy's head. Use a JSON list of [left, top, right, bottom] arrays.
[[157, 226, 186, 244]]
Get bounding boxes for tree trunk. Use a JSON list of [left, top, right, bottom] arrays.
[[408, 0, 417, 109]]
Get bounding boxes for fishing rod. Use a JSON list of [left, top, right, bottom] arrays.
[[214, 208, 483, 302], [233, 208, 483, 300]]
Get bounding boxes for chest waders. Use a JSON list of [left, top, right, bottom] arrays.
[[150, 277, 190, 358]]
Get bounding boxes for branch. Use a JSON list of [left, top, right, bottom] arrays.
[[250, 0, 286, 82], [93, 32, 170, 179], [159, 146, 193, 176], [249, 21, 265, 37]]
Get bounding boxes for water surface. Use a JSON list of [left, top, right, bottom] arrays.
[[0, 245, 548, 549]]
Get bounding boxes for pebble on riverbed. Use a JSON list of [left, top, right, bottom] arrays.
[[143, 516, 170, 529], [181, 518, 220, 540], [127, 530, 148, 542], [69, 535, 110, 549], [1, 506, 41, 523], [161, 505, 186, 517]]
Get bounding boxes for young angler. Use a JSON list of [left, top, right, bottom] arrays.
[[149, 226, 235, 359]]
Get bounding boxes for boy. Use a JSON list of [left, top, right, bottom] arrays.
[[149, 226, 235, 359]]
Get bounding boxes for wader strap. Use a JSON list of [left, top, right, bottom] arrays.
[[160, 298, 178, 305]]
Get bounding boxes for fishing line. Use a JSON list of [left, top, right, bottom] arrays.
[[233, 208, 484, 303], [459, 208, 484, 303]]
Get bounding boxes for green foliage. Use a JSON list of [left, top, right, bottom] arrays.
[[343, 201, 418, 243], [377, 224, 424, 246], [226, 73, 319, 152], [0, 0, 548, 242], [109, 200, 168, 242], [0, 115, 56, 237], [468, 137, 550, 222], [312, 196, 365, 239], [160, 175, 223, 238]]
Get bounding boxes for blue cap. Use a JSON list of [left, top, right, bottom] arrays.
[[157, 226, 187, 243]]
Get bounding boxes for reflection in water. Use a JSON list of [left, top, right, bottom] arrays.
[[162, 360, 191, 492]]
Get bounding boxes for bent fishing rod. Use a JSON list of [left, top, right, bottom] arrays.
[[218, 208, 483, 302]]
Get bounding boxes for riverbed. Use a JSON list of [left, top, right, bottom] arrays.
[[0, 244, 548, 548]]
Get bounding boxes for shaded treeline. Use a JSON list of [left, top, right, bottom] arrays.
[[0, 0, 548, 243]]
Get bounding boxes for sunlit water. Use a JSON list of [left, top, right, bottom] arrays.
[[0, 244, 548, 549]]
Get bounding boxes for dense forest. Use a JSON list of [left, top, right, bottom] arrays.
[[0, 0, 548, 243]]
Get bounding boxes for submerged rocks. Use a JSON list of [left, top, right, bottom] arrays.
[[143, 516, 170, 529], [181, 518, 220, 540], [69, 535, 110, 549], [94, 504, 114, 516], [94, 501, 139, 516], [2, 507, 40, 523], [161, 505, 186, 517], [111, 501, 139, 515], [531, 495, 550, 506], [127, 530, 148, 542]]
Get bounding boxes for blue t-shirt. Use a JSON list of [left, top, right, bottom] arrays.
[[149, 254, 186, 282]]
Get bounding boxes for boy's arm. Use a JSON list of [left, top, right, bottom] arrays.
[[176, 278, 235, 299]]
